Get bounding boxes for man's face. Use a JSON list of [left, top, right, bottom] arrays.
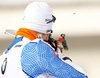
[[42, 34, 50, 41]]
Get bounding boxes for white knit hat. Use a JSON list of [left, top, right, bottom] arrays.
[[21, 2, 55, 34]]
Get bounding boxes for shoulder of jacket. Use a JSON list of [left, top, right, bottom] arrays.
[[30, 38, 55, 50]]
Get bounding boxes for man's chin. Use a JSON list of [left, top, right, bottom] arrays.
[[44, 40, 48, 42]]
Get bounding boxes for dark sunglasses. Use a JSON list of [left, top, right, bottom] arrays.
[[47, 15, 56, 24]]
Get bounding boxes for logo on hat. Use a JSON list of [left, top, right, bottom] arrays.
[[45, 19, 52, 24]]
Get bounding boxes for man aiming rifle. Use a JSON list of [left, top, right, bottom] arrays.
[[0, 2, 88, 78]]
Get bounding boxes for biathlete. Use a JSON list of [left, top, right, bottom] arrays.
[[0, 2, 88, 78]]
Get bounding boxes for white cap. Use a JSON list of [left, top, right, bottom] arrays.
[[21, 2, 54, 34]]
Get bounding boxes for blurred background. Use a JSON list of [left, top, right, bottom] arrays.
[[0, 0, 100, 78]]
